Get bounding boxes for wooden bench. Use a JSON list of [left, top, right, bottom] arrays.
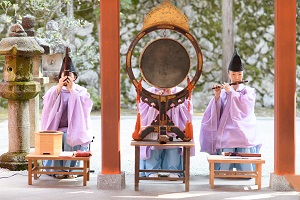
[[131, 140, 194, 192], [25, 153, 91, 186], [207, 155, 265, 189]]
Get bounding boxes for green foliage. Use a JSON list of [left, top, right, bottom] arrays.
[[0, 97, 8, 108], [88, 88, 101, 111], [0, 1, 12, 15], [119, 0, 296, 109], [233, 0, 275, 105], [121, 0, 132, 9], [0, 0, 299, 110], [189, 1, 222, 92], [0, 0, 101, 110]]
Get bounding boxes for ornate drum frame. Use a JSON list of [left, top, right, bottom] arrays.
[[126, 24, 203, 143]]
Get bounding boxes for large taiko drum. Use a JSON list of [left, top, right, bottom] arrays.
[[126, 24, 203, 142], [126, 24, 203, 93], [139, 38, 190, 89]]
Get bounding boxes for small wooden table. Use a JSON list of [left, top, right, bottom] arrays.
[[25, 153, 91, 186], [207, 155, 265, 189], [131, 140, 194, 192]]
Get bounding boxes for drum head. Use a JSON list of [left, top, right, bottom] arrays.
[[139, 38, 190, 89]]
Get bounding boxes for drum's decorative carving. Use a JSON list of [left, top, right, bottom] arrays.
[[142, 0, 189, 32]]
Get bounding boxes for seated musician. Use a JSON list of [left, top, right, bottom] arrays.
[[41, 55, 93, 178], [199, 49, 261, 171], [139, 86, 194, 178]]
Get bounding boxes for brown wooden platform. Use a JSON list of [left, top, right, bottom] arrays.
[[25, 153, 91, 186], [131, 140, 194, 192], [207, 155, 265, 189]]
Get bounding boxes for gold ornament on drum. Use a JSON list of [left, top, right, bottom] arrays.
[[142, 0, 189, 32]]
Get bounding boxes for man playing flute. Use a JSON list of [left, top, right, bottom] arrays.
[[200, 49, 261, 172]]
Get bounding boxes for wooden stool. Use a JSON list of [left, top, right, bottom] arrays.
[[207, 155, 265, 189], [131, 140, 194, 192], [25, 153, 91, 186]]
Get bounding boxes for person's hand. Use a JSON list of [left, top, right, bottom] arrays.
[[163, 88, 171, 95], [156, 88, 172, 95], [65, 76, 74, 93], [57, 75, 69, 94], [213, 85, 221, 100], [58, 76, 67, 88], [156, 90, 163, 95], [57, 75, 73, 93], [222, 82, 231, 92]]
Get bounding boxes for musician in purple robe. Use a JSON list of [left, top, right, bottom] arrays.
[[139, 86, 194, 178], [41, 56, 93, 178], [200, 49, 261, 171]]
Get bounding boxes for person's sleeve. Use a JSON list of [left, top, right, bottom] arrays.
[[40, 86, 61, 130], [66, 86, 93, 147], [229, 87, 256, 124], [168, 97, 191, 130], [199, 97, 219, 154], [139, 100, 158, 126], [138, 87, 159, 126]]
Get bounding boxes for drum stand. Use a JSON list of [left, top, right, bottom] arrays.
[[126, 24, 203, 144], [138, 88, 190, 143]]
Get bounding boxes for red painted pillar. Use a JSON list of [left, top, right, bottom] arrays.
[[274, 0, 296, 175], [100, 0, 121, 174]]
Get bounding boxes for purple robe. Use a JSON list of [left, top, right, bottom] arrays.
[[200, 84, 261, 154], [41, 84, 93, 147], [139, 87, 194, 160]]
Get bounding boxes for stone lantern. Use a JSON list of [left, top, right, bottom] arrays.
[[0, 24, 44, 170], [21, 14, 50, 148]]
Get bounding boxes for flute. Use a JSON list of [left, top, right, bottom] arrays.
[[211, 80, 248, 89]]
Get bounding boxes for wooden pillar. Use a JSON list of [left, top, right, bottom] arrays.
[[274, 0, 296, 175], [100, 0, 120, 174]]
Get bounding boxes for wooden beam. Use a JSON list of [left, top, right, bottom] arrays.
[[274, 0, 296, 175], [100, 0, 121, 174]]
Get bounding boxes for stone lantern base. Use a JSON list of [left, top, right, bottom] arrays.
[[0, 152, 28, 171]]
